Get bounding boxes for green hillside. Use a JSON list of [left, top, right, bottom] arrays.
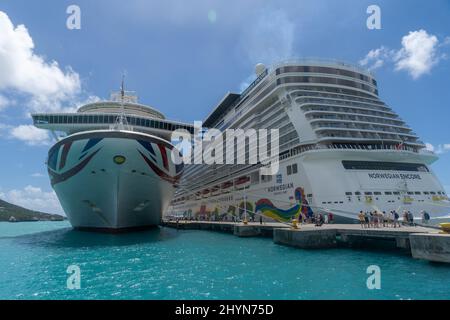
[[0, 199, 65, 222]]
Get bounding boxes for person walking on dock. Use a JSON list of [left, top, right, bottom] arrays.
[[408, 211, 415, 226], [387, 211, 393, 227], [421, 210, 430, 225], [393, 210, 400, 228], [364, 211, 370, 228], [402, 211, 409, 226], [358, 211, 365, 228]]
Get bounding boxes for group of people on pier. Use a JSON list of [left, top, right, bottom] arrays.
[[357, 210, 431, 228]]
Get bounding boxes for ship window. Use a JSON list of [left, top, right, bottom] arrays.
[[407, 192, 413, 195], [292, 164, 298, 174], [364, 192, 373, 195], [355, 192, 361, 195], [68, 116, 73, 124], [415, 192, 421, 195], [374, 192, 382, 195], [430, 192, 436, 195], [287, 165, 292, 175], [393, 192, 400, 195], [307, 194, 313, 198], [423, 191, 429, 195], [385, 192, 392, 195], [345, 192, 352, 196], [63, 115, 68, 123]]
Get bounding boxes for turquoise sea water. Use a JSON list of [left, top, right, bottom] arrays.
[[0, 221, 449, 300]]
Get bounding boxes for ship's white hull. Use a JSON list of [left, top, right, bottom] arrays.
[[168, 149, 449, 223], [47, 130, 182, 231]]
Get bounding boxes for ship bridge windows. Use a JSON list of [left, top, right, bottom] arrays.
[[32, 113, 194, 134], [276, 66, 376, 86], [342, 161, 429, 172], [277, 76, 378, 95]]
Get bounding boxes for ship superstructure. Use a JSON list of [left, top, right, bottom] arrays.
[[168, 59, 449, 223]]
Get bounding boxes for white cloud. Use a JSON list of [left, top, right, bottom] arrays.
[[0, 11, 98, 113], [239, 9, 295, 65], [359, 46, 395, 71], [31, 173, 45, 178], [426, 142, 450, 155], [395, 30, 440, 79], [10, 125, 52, 146], [0, 185, 63, 215], [237, 8, 295, 91], [360, 29, 446, 79]]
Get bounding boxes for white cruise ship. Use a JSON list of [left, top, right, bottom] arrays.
[[33, 89, 193, 231], [168, 59, 449, 223]]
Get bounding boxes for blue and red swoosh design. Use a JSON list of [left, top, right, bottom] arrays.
[[48, 136, 182, 187], [49, 148, 101, 186], [138, 150, 182, 185]]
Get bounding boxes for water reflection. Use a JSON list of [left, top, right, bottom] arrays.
[[14, 226, 180, 249]]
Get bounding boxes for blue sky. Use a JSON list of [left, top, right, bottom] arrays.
[[0, 0, 449, 214]]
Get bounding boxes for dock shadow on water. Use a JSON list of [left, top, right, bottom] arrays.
[[13, 226, 180, 249]]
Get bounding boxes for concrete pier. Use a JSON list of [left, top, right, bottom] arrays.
[[274, 228, 338, 249], [274, 224, 438, 250], [410, 233, 450, 263], [161, 221, 290, 237]]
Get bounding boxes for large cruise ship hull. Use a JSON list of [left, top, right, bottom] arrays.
[[169, 149, 449, 223], [47, 130, 182, 231]]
